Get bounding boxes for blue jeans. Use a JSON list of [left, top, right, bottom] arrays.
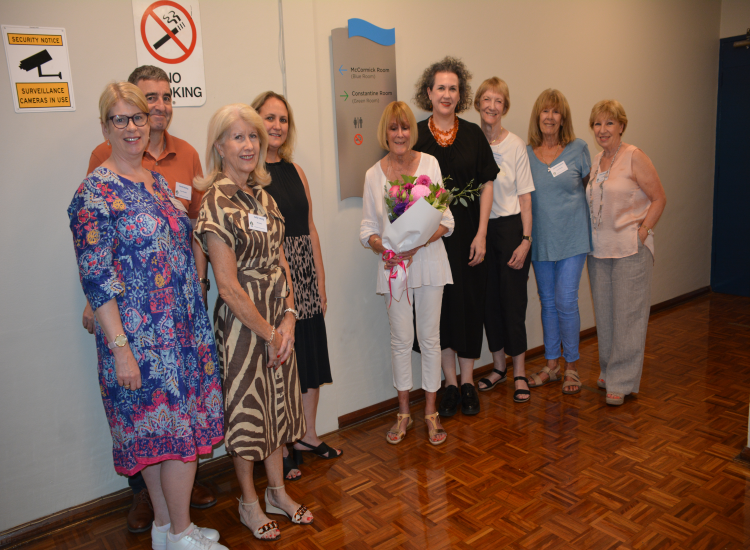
[[532, 253, 587, 363]]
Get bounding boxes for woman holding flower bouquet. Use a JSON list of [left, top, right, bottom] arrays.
[[413, 57, 499, 417], [360, 101, 454, 445]]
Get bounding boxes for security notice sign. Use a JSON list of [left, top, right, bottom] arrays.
[[2, 25, 76, 113], [132, 0, 206, 107]]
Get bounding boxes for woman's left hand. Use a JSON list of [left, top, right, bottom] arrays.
[[276, 314, 296, 365], [384, 246, 420, 269], [638, 226, 647, 244], [507, 240, 531, 270], [468, 234, 486, 266]]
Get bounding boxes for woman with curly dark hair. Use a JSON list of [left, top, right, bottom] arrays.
[[413, 56, 499, 418]]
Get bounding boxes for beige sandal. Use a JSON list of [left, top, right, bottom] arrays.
[[425, 412, 447, 446], [238, 496, 280, 541], [528, 365, 561, 387], [562, 370, 582, 395], [386, 413, 413, 444]]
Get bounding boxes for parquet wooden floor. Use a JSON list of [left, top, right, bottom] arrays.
[[15, 292, 750, 549]]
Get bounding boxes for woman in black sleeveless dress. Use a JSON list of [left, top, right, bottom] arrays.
[[252, 92, 342, 479], [413, 57, 499, 417]]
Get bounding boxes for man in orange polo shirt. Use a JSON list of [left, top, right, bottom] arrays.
[[82, 65, 216, 534]]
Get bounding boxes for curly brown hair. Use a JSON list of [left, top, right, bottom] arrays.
[[413, 56, 473, 114]]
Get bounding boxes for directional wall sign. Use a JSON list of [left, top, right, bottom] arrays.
[[332, 18, 397, 200], [132, 0, 206, 107], [2, 25, 76, 113]]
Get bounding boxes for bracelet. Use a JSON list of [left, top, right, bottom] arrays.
[[199, 277, 210, 291], [267, 326, 276, 345], [284, 308, 299, 320]]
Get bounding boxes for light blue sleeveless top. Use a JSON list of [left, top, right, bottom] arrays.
[[528, 138, 592, 262]]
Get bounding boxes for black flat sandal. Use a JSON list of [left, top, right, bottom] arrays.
[[295, 439, 342, 460], [513, 376, 531, 403], [478, 368, 508, 392]]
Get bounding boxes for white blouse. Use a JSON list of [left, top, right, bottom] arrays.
[[360, 153, 454, 294], [490, 131, 535, 218]]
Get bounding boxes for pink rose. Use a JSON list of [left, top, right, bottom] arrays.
[[415, 175, 431, 186], [410, 185, 431, 200], [388, 185, 400, 198], [435, 188, 447, 197]]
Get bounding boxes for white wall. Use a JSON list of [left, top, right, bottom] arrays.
[[721, 0, 750, 37], [0, 0, 721, 532]]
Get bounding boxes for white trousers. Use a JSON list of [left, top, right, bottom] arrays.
[[385, 284, 444, 393]]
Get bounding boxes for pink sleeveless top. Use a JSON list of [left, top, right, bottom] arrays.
[[588, 144, 654, 260]]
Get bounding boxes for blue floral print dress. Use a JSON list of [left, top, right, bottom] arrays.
[[68, 168, 223, 475]]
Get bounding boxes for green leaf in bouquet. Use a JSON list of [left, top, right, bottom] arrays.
[[460, 197, 467, 207]]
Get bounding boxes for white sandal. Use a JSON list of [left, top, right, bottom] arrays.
[[238, 496, 280, 541], [265, 485, 313, 524]]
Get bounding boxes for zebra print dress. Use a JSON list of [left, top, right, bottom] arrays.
[[195, 176, 305, 461]]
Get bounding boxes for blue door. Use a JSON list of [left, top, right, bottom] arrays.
[[712, 34, 750, 296]]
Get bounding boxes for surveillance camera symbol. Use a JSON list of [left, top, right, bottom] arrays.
[[19, 49, 62, 79]]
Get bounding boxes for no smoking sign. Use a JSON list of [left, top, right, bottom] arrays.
[[132, 0, 206, 106]]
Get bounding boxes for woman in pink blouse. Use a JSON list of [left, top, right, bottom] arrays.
[[586, 100, 666, 406]]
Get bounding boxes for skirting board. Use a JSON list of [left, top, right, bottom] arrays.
[[0, 285, 710, 548]]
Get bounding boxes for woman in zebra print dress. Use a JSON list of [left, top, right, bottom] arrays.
[[194, 104, 312, 541]]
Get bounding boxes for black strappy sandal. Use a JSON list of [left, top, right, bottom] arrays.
[[294, 440, 342, 460], [513, 376, 531, 403], [478, 368, 508, 392]]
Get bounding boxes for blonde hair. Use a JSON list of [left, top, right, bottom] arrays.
[[98, 81, 148, 125], [589, 99, 628, 134], [473, 77, 510, 115], [377, 101, 418, 151], [194, 104, 271, 191], [251, 91, 297, 163], [527, 89, 576, 148]]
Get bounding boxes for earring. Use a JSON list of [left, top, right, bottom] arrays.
[[106, 140, 110, 146]]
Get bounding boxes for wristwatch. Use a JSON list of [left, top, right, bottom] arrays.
[[641, 225, 654, 236], [522, 235, 532, 243], [199, 277, 211, 291], [107, 334, 128, 350], [424, 240, 431, 248], [284, 308, 299, 320]]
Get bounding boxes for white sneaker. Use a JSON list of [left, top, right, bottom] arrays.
[[156, 524, 222, 550]]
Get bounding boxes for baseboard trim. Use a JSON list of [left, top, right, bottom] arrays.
[[337, 286, 711, 429], [0, 286, 714, 548]]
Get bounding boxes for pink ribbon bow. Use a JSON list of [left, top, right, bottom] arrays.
[[382, 250, 410, 308]]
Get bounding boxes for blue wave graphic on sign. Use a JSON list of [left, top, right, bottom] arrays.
[[348, 18, 395, 46]]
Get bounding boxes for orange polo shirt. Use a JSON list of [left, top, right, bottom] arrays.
[[87, 130, 205, 220]]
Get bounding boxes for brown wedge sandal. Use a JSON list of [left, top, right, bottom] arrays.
[[562, 370, 582, 395], [386, 413, 413, 445], [425, 412, 447, 446]]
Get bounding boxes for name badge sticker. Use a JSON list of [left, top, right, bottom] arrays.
[[549, 161, 568, 178], [248, 214, 268, 233], [168, 196, 188, 213], [493, 151, 504, 166], [174, 182, 192, 200], [596, 171, 609, 184]]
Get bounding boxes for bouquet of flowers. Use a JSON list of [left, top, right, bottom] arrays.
[[379, 174, 481, 305]]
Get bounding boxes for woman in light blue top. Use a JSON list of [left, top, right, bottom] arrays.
[[526, 89, 591, 395]]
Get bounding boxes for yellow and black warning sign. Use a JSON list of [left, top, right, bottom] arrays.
[[15, 82, 71, 108], [2, 25, 76, 113]]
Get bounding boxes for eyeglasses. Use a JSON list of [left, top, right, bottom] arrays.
[[108, 112, 149, 129]]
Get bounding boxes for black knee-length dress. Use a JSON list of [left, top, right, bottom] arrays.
[[414, 118, 500, 358], [265, 160, 333, 392]]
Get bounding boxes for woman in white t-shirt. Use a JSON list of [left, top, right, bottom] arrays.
[[473, 78, 536, 403], [360, 101, 454, 446]]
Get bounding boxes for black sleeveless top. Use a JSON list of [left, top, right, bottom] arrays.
[[264, 160, 309, 237]]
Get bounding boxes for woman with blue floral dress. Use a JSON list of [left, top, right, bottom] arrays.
[[68, 82, 225, 550]]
